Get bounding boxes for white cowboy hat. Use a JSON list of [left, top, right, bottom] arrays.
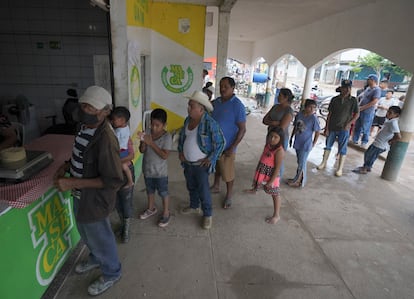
[[185, 90, 213, 112]]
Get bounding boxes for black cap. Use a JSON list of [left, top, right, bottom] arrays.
[[341, 79, 352, 88]]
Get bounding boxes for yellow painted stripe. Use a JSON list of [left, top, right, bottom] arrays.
[[127, 1, 205, 56], [150, 102, 185, 132]]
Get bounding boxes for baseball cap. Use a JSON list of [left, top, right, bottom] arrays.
[[341, 79, 352, 88], [79, 86, 112, 110], [366, 74, 378, 82]]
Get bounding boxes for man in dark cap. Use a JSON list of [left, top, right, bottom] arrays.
[[317, 79, 359, 176]]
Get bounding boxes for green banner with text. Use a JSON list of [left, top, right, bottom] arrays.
[[0, 188, 80, 299]]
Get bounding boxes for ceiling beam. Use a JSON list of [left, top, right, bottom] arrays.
[[219, 0, 237, 12]]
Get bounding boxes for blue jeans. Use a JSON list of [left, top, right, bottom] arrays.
[[74, 198, 121, 280], [293, 149, 311, 187], [363, 144, 385, 170], [116, 187, 133, 218], [183, 163, 212, 217], [352, 111, 375, 145], [116, 163, 134, 218], [280, 136, 289, 178], [325, 129, 350, 155], [144, 177, 169, 198]]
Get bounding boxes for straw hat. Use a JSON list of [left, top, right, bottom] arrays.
[[185, 91, 213, 112]]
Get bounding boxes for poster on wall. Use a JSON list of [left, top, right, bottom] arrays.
[[127, 41, 143, 157], [126, 1, 206, 131]]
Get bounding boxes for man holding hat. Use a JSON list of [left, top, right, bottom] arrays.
[[54, 86, 124, 296], [178, 91, 225, 229], [317, 79, 359, 176], [352, 74, 381, 146]]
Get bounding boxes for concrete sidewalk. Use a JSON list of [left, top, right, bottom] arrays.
[[54, 111, 414, 299]]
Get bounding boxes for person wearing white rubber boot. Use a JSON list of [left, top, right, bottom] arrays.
[[317, 80, 359, 176]]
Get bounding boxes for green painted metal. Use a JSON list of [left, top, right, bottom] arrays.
[[0, 189, 80, 299]]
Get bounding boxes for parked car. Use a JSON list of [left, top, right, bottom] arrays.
[[394, 82, 409, 92]]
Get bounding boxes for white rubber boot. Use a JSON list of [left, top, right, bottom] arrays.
[[335, 155, 346, 177], [317, 150, 331, 170]]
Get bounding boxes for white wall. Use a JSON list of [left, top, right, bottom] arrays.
[[0, 0, 110, 133]]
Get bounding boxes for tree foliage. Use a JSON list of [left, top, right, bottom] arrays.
[[351, 52, 412, 79]]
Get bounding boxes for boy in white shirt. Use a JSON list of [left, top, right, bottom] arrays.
[[353, 106, 401, 174]]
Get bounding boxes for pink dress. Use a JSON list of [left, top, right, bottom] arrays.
[[252, 144, 282, 194]]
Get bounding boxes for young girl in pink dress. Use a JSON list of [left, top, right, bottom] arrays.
[[244, 126, 285, 224]]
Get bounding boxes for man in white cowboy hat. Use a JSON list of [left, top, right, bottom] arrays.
[[178, 91, 225, 229], [54, 85, 124, 296]]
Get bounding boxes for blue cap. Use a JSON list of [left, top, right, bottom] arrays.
[[367, 74, 378, 82]]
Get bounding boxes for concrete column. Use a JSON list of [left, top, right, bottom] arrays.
[[109, 0, 128, 106], [265, 66, 274, 107], [247, 65, 254, 97], [215, 10, 230, 92], [381, 83, 414, 181], [320, 63, 326, 83], [302, 67, 315, 100], [282, 56, 289, 87]]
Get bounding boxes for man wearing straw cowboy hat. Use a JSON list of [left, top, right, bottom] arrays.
[[178, 91, 225, 229]]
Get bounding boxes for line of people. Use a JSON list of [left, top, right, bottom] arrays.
[[51, 75, 402, 296]]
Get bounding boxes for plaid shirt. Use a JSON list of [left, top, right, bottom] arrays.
[[178, 112, 225, 173]]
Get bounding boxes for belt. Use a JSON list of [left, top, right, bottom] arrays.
[[184, 161, 202, 166]]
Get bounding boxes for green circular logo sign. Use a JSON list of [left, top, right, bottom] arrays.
[[161, 65, 193, 93], [130, 65, 141, 108]]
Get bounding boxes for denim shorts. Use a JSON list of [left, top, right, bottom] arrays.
[[144, 177, 169, 198]]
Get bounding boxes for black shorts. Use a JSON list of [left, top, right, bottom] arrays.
[[372, 115, 386, 127]]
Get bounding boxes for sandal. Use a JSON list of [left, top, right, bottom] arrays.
[[352, 167, 368, 174], [223, 198, 232, 209], [287, 181, 301, 188], [210, 186, 220, 193]]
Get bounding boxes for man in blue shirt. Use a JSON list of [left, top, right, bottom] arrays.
[[210, 77, 247, 209], [352, 74, 381, 146]]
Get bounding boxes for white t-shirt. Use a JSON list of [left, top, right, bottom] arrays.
[[183, 124, 207, 162], [373, 118, 400, 150], [115, 126, 130, 150], [375, 97, 397, 117]]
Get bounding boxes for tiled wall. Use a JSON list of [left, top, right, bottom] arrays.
[[0, 0, 109, 135]]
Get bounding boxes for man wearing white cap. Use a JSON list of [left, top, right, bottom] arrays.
[[54, 86, 124, 296], [178, 91, 225, 229]]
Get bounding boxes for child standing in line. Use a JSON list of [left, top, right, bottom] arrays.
[[138, 109, 172, 228], [353, 106, 401, 174], [288, 99, 320, 187], [244, 126, 285, 224], [111, 106, 134, 188]]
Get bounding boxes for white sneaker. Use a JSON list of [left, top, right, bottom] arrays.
[[88, 275, 121, 296]]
